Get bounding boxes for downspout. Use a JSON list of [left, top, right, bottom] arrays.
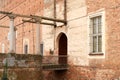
[[64, 0, 67, 25], [54, 0, 56, 52], [54, 0, 56, 28]]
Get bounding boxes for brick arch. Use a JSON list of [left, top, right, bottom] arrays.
[[57, 32, 67, 64]]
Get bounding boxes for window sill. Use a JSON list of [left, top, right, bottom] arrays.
[[89, 52, 104, 56]]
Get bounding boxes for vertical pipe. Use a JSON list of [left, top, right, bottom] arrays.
[[54, 0, 56, 27], [36, 22, 40, 54], [54, 0, 56, 52], [9, 17, 15, 53], [64, 0, 67, 22]]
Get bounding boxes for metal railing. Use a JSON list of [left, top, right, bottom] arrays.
[[42, 55, 68, 70], [42, 55, 68, 64]]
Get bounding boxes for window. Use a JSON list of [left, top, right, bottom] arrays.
[[24, 44, 28, 54], [40, 43, 44, 56], [90, 16, 102, 53], [23, 38, 29, 54], [88, 9, 105, 58]]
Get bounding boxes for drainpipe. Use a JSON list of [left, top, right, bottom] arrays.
[[64, 0, 67, 25], [53, 0, 56, 53], [54, 0, 56, 27]]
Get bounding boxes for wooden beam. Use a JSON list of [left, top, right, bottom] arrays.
[[15, 22, 25, 27], [31, 15, 67, 24], [0, 25, 9, 28], [0, 11, 12, 15], [0, 25, 16, 31], [41, 22, 56, 26], [0, 15, 7, 20], [0, 11, 67, 24], [22, 19, 37, 23], [22, 19, 56, 26], [0, 11, 36, 19]]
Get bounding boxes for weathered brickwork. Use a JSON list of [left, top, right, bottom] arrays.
[[87, 0, 120, 68], [86, 0, 120, 79], [0, 0, 43, 54], [0, 53, 42, 80], [44, 0, 120, 79], [44, 66, 120, 80]]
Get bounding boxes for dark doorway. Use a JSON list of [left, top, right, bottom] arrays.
[[58, 33, 67, 64]]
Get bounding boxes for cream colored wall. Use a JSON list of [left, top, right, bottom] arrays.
[[67, 0, 89, 65], [43, 0, 89, 66]]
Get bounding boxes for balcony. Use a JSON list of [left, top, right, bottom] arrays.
[[42, 55, 68, 70]]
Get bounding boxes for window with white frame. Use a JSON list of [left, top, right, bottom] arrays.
[[89, 16, 102, 53], [88, 9, 105, 57]]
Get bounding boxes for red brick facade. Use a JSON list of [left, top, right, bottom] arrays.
[[0, 0, 43, 53], [87, 0, 120, 69]]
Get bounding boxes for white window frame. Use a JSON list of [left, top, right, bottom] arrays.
[[88, 9, 105, 58]]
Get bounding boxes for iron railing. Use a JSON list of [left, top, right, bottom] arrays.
[[42, 55, 68, 64], [42, 55, 68, 70]]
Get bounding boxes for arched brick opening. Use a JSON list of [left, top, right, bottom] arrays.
[[58, 33, 67, 64]]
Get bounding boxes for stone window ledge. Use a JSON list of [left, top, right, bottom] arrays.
[[89, 52, 104, 56]]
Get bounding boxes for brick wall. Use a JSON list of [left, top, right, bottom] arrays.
[[87, 0, 120, 69], [44, 65, 120, 80], [42, 0, 120, 79], [0, 53, 42, 80], [0, 0, 120, 80], [0, 0, 43, 54]]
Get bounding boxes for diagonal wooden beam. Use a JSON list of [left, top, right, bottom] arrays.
[[0, 11, 12, 15], [0, 15, 7, 20]]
